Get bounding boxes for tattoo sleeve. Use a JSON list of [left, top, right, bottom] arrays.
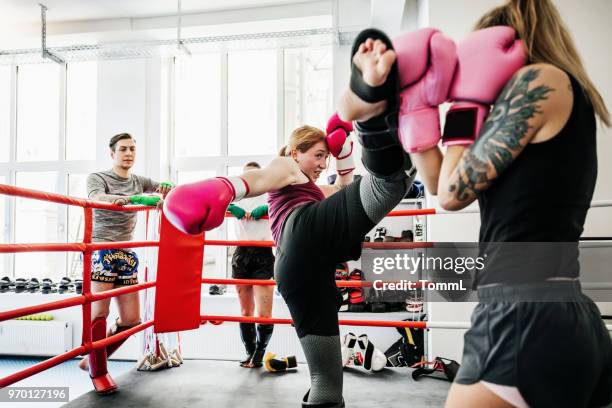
[[448, 69, 553, 202]]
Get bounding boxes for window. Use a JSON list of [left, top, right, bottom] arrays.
[[0, 175, 6, 244], [227, 50, 278, 156], [67, 173, 87, 278], [172, 42, 333, 279], [17, 64, 61, 162], [174, 54, 222, 157], [67, 173, 87, 242], [0, 66, 11, 163], [14, 172, 63, 279], [3, 60, 97, 279], [66, 62, 97, 160], [226, 166, 245, 177], [176, 170, 216, 185], [284, 47, 333, 137], [0, 175, 6, 277], [175, 169, 226, 278]]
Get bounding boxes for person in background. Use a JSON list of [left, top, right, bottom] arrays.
[[227, 162, 275, 368], [82, 132, 174, 394]]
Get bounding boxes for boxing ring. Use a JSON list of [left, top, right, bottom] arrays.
[[0, 183, 610, 407]]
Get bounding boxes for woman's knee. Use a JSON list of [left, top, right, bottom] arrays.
[[254, 287, 274, 314], [239, 296, 255, 316], [91, 300, 111, 319], [237, 286, 255, 314], [117, 307, 141, 327], [241, 307, 255, 317], [255, 295, 272, 317], [256, 310, 272, 319], [239, 299, 255, 316], [92, 309, 110, 320], [358, 174, 410, 224], [116, 296, 141, 323]]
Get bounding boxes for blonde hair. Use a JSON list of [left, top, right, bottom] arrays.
[[279, 125, 326, 157], [475, 0, 610, 127]]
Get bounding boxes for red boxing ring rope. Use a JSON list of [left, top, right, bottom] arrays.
[[202, 278, 429, 289], [200, 315, 428, 329], [0, 183, 155, 388], [0, 182, 455, 389], [0, 240, 430, 254]]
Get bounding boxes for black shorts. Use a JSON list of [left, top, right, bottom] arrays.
[[275, 179, 376, 338], [455, 280, 612, 408], [231, 246, 275, 280]]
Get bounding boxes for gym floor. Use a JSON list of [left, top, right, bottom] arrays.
[[62, 359, 451, 408]]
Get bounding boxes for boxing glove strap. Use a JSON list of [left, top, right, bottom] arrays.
[[336, 154, 355, 176], [285, 355, 298, 369], [357, 335, 376, 370], [442, 102, 490, 147], [336, 139, 353, 161], [344, 333, 358, 349], [220, 176, 250, 201]]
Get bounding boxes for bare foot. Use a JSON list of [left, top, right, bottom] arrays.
[[338, 38, 396, 123], [78, 357, 89, 371]]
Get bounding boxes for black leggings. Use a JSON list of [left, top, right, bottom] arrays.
[[275, 172, 412, 338], [274, 107, 413, 404]]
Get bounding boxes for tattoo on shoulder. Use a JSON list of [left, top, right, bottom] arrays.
[[449, 68, 553, 201]]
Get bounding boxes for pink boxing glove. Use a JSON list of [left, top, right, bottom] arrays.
[[393, 28, 458, 153], [442, 26, 526, 146], [163, 176, 249, 235], [326, 113, 355, 176]]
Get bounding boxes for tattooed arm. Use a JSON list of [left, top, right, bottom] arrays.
[[436, 64, 572, 211]]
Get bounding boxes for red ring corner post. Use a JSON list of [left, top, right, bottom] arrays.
[[0, 183, 156, 389]]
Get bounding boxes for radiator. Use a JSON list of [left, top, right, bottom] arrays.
[[179, 321, 306, 362], [0, 321, 73, 356]]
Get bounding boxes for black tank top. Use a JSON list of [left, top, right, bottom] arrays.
[[477, 75, 597, 285]]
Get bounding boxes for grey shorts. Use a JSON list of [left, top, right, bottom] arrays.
[[455, 281, 612, 407]]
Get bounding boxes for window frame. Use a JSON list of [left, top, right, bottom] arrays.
[[170, 49, 288, 179], [0, 63, 97, 278], [0, 42, 333, 279]]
